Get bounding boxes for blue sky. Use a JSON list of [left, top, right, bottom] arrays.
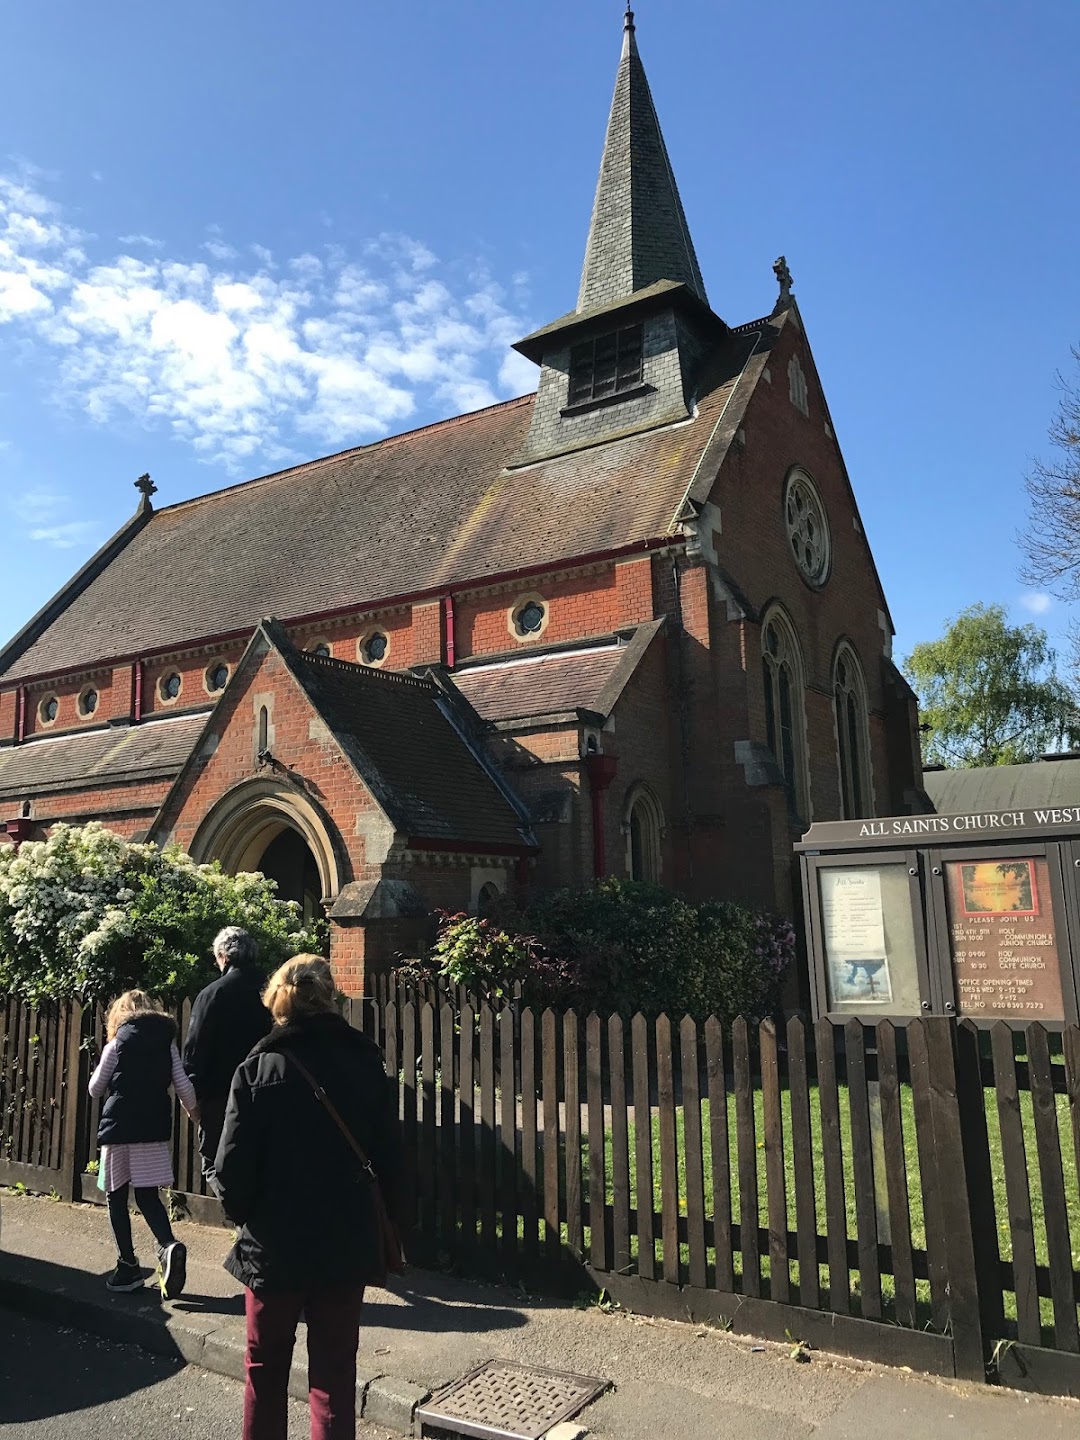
[[1, 0, 1077, 673]]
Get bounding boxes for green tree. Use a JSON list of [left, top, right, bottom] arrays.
[[904, 603, 1078, 767], [0, 822, 327, 1006]]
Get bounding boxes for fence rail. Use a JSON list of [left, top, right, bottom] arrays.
[[2, 987, 1079, 1394]]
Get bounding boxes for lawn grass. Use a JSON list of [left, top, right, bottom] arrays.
[[566, 1081, 1080, 1333]]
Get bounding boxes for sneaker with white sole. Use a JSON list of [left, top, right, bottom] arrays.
[[159, 1241, 187, 1300], [106, 1261, 144, 1293]]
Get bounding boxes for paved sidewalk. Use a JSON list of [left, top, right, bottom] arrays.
[[2, 1191, 1079, 1439]]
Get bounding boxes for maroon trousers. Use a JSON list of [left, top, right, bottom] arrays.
[[243, 1284, 366, 1440]]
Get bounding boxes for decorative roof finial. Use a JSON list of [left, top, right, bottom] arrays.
[[625, 3, 635, 30], [772, 255, 794, 311], [134, 472, 157, 511]]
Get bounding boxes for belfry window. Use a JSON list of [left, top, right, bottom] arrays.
[[761, 608, 809, 822], [568, 325, 643, 406], [834, 643, 872, 820]]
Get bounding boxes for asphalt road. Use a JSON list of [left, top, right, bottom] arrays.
[[0, 1311, 397, 1439]]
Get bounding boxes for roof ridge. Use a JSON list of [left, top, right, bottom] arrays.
[[153, 392, 536, 519]]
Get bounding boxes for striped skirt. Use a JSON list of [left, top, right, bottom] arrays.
[[100, 1142, 175, 1193]]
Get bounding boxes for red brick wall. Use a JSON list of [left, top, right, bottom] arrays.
[[455, 567, 624, 660], [708, 317, 906, 825]]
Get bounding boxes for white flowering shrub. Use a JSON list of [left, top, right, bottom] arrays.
[[0, 822, 327, 1004]]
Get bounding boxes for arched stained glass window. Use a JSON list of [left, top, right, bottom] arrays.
[[834, 643, 872, 819], [761, 608, 809, 821]]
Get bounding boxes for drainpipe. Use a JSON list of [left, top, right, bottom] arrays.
[[132, 660, 144, 723], [443, 594, 456, 669], [15, 686, 26, 744], [584, 752, 619, 881]]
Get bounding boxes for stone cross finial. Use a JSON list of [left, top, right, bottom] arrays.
[[134, 472, 157, 502], [772, 255, 794, 308]]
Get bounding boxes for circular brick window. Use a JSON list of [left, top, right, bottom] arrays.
[[39, 694, 59, 725], [206, 662, 229, 693], [159, 671, 182, 703], [359, 630, 389, 666], [308, 641, 331, 659], [784, 468, 830, 587], [78, 687, 99, 717], [510, 595, 549, 642]]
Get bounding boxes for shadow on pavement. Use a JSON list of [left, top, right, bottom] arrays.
[[361, 1278, 528, 1335], [0, 1252, 185, 1424]]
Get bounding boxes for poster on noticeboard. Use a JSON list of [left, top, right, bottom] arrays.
[[820, 868, 893, 1006]]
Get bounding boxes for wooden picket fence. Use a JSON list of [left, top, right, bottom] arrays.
[[3, 988, 1080, 1395]]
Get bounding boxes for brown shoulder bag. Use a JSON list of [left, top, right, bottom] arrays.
[[282, 1050, 405, 1282]]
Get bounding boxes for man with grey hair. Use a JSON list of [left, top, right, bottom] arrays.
[[183, 927, 272, 1196]]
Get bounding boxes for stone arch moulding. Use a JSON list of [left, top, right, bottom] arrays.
[[188, 776, 348, 904]]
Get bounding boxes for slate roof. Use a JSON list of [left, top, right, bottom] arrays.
[[451, 621, 664, 724], [2, 324, 770, 685], [279, 641, 534, 851], [577, 13, 707, 311], [922, 758, 1080, 816], [0, 713, 207, 800]]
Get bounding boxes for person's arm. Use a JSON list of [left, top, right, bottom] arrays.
[[181, 987, 214, 1099], [214, 1065, 260, 1225], [88, 1041, 118, 1099], [169, 1042, 199, 1121]]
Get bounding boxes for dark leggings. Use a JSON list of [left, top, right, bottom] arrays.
[[107, 1184, 175, 1264]]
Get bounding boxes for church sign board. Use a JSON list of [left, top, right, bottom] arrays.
[[797, 807, 1080, 1027]]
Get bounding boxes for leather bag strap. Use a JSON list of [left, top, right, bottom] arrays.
[[281, 1049, 379, 1183]]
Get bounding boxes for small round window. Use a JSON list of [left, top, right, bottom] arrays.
[[40, 694, 59, 724], [309, 642, 331, 659], [79, 688, 99, 717], [360, 631, 389, 666], [160, 671, 182, 702], [512, 597, 547, 639], [784, 469, 830, 586], [206, 663, 229, 693]]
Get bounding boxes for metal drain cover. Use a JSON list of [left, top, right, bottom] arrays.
[[416, 1359, 609, 1440]]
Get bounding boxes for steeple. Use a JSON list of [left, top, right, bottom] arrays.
[[577, 9, 707, 312]]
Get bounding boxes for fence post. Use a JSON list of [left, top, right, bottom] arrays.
[[954, 1020, 1006, 1352], [921, 1016, 989, 1382], [59, 1001, 87, 1203]]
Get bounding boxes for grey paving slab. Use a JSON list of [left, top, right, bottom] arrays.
[[4, 1192, 1080, 1440]]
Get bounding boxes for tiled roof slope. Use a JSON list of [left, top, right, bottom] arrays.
[[2, 327, 770, 684], [451, 621, 664, 723], [453, 648, 625, 723], [0, 713, 207, 800], [284, 648, 532, 851]]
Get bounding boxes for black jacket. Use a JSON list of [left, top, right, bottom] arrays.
[[215, 1012, 404, 1293], [98, 1013, 177, 1146], [182, 962, 272, 1103]]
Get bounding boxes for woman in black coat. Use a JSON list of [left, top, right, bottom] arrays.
[[215, 955, 404, 1440]]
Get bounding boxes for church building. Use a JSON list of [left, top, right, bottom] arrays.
[[0, 14, 923, 993]]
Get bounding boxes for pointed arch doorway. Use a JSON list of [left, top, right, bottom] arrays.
[[189, 778, 345, 924]]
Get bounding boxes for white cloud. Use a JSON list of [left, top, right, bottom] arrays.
[[0, 173, 536, 470], [5, 488, 100, 548], [9, 488, 65, 524], [1019, 592, 1053, 615], [119, 233, 164, 250], [202, 239, 238, 261], [29, 520, 101, 548]]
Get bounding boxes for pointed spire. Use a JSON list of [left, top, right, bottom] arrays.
[[577, 11, 707, 313]]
